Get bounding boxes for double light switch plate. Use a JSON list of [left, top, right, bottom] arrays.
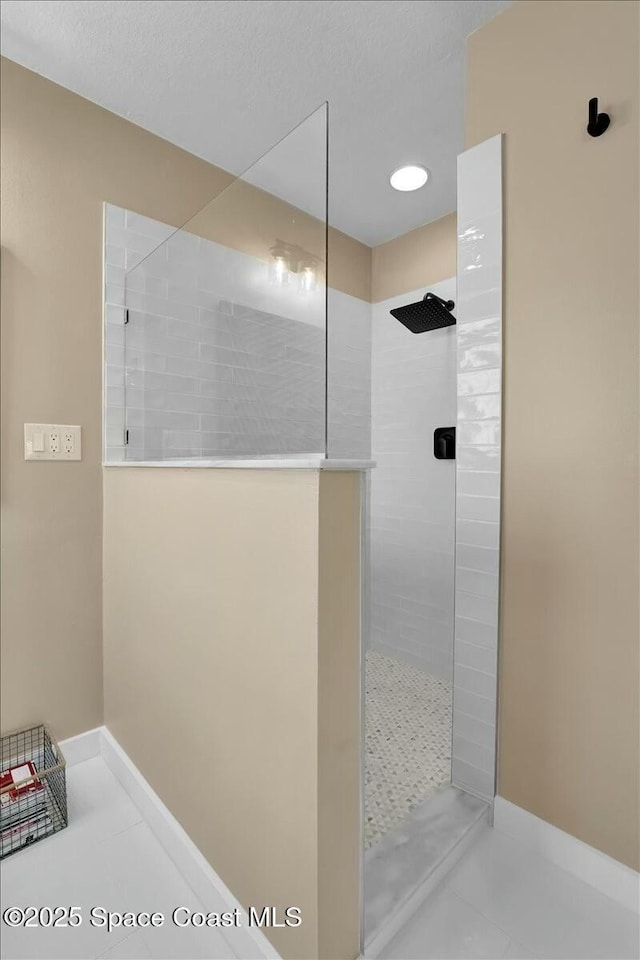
[[24, 423, 82, 461]]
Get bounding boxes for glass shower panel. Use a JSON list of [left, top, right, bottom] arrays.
[[122, 104, 327, 460]]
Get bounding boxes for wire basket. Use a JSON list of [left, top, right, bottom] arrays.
[[1, 724, 67, 859]]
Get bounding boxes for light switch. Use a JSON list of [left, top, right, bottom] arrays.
[[24, 423, 82, 461]]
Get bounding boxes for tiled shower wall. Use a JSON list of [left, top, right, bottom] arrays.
[[452, 135, 503, 801], [370, 278, 457, 680], [327, 288, 372, 460], [104, 205, 371, 462]]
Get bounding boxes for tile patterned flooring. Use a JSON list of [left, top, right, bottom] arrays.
[[365, 650, 452, 848], [382, 825, 640, 959], [0, 757, 244, 960], [2, 752, 637, 960]]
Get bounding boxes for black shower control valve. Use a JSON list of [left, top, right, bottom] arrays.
[[434, 427, 456, 460]]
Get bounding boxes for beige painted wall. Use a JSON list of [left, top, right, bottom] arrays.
[[467, 0, 640, 869], [371, 212, 457, 302], [103, 467, 360, 960], [0, 57, 370, 740], [317, 472, 361, 960], [1, 57, 224, 740], [1, 57, 362, 955]]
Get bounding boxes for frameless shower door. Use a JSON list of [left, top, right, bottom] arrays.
[[104, 104, 328, 463]]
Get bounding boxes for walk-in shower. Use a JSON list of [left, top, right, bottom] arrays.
[[102, 111, 503, 953], [365, 274, 458, 854], [364, 291, 459, 851], [363, 135, 503, 951]]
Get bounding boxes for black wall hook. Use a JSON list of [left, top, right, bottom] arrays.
[[587, 97, 610, 137]]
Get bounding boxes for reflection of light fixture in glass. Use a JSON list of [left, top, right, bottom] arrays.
[[268, 241, 319, 295], [298, 262, 317, 295], [269, 242, 290, 286]]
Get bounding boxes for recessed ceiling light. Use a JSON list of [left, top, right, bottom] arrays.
[[389, 165, 429, 192]]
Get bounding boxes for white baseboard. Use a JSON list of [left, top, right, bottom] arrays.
[[493, 796, 639, 915], [60, 726, 279, 959], [99, 727, 280, 960], [59, 727, 102, 766]]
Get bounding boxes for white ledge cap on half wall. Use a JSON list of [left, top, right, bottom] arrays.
[[103, 457, 376, 470]]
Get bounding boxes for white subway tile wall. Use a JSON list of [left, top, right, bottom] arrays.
[[370, 278, 457, 680], [452, 134, 503, 801], [327, 288, 372, 460], [103, 205, 371, 462]]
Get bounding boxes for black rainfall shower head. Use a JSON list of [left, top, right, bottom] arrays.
[[390, 292, 456, 333]]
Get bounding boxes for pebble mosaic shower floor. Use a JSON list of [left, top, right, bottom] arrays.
[[365, 650, 452, 848]]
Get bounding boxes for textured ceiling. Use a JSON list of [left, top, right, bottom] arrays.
[[0, 0, 511, 245]]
